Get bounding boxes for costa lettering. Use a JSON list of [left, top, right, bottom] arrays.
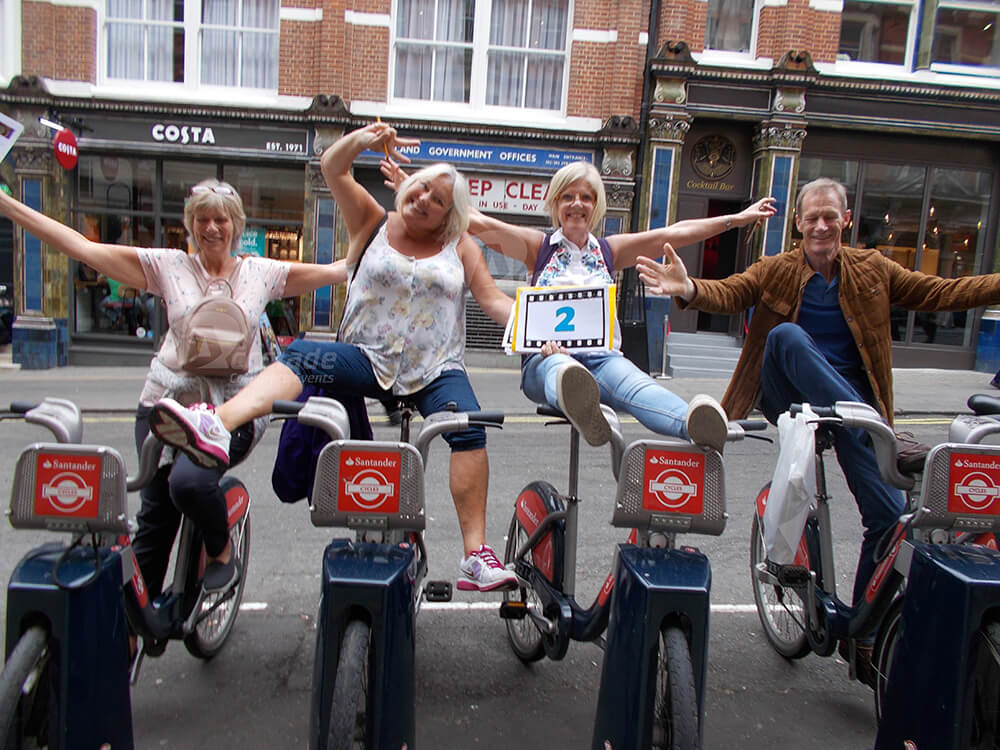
[[151, 123, 217, 145]]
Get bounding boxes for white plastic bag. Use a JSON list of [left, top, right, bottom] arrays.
[[763, 404, 818, 565]]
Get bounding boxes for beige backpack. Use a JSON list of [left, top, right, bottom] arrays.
[[175, 262, 253, 376]]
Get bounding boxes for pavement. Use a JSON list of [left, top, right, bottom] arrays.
[[0, 349, 995, 418]]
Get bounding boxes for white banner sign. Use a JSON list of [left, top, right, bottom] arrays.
[[504, 284, 616, 354], [467, 175, 550, 216]]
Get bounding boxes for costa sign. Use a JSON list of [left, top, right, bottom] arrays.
[[53, 128, 78, 170]]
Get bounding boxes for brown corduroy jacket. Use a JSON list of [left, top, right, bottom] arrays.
[[677, 246, 1000, 425]]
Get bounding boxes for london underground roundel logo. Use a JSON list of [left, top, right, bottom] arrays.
[[338, 451, 401, 514], [641, 449, 705, 515], [949, 453, 1000, 515]]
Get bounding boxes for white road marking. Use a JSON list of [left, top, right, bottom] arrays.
[[234, 600, 761, 614]]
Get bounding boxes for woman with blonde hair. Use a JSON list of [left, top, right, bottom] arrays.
[[0, 177, 347, 595], [150, 122, 518, 592]]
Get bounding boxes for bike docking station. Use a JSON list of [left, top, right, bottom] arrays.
[[876, 421, 1000, 750], [5, 400, 135, 749], [282, 396, 503, 750], [591, 438, 728, 749]]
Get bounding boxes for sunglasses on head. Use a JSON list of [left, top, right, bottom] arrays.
[[190, 185, 236, 196]]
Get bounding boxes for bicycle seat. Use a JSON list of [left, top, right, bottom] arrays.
[[968, 393, 1000, 416]]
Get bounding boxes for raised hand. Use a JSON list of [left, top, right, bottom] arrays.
[[636, 243, 696, 300], [366, 121, 418, 164], [735, 196, 778, 226], [380, 157, 408, 191]]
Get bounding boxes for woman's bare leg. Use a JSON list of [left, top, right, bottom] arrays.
[[215, 361, 303, 431]]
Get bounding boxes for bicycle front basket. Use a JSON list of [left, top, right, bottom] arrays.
[[612, 439, 727, 536], [309, 439, 426, 531], [8, 443, 130, 534]]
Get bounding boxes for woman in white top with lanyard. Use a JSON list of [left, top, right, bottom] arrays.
[[0, 180, 348, 596], [149, 122, 519, 593]]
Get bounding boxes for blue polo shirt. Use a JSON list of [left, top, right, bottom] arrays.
[[796, 271, 873, 402]]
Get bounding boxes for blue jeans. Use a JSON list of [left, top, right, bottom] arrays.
[[758, 323, 905, 606], [521, 350, 690, 438], [280, 339, 485, 451]]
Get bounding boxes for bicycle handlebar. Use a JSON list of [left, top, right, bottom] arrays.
[[788, 401, 914, 491], [9, 400, 39, 414]]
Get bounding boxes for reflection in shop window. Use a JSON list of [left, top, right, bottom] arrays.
[[392, 0, 570, 112], [837, 1, 912, 64], [704, 0, 757, 53], [73, 213, 159, 338], [933, 4, 1000, 70]]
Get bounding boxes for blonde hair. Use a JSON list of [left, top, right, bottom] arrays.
[[183, 178, 246, 253], [544, 161, 607, 233], [395, 163, 470, 245]]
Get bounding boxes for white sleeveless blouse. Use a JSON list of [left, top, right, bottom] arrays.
[[340, 222, 467, 395]]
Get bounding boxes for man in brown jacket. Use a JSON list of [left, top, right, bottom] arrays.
[[637, 177, 1000, 681]]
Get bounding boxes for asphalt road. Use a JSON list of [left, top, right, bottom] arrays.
[[0, 411, 958, 749]]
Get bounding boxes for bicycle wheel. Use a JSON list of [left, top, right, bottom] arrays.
[[651, 625, 699, 750], [502, 508, 545, 663], [969, 620, 1000, 747], [749, 510, 810, 659], [184, 504, 252, 659], [872, 595, 904, 722], [0, 625, 50, 749], [328, 619, 372, 750]]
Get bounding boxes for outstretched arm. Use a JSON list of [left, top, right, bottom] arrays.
[[609, 197, 776, 270], [635, 243, 696, 301], [0, 188, 147, 289], [283, 258, 349, 297], [459, 235, 513, 326], [321, 123, 418, 262]]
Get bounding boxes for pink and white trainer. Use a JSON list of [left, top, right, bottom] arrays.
[[457, 544, 517, 592]]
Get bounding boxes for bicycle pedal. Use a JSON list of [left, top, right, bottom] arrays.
[[772, 563, 811, 587], [499, 601, 528, 620], [424, 580, 452, 602]]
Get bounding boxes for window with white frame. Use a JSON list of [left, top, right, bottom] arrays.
[[932, 1, 1000, 71], [704, 0, 758, 53], [838, 0, 913, 64], [105, 0, 279, 89], [392, 0, 570, 112]]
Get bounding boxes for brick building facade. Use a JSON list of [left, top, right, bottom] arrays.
[[1, 0, 999, 370]]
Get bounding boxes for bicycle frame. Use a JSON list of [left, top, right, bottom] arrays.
[[501, 403, 739, 749]]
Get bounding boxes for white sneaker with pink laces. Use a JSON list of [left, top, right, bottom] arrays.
[[457, 544, 517, 592], [149, 397, 231, 469]]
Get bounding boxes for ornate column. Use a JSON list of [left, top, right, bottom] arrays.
[[597, 115, 640, 236], [301, 95, 348, 333], [2, 83, 71, 368], [751, 51, 814, 259]]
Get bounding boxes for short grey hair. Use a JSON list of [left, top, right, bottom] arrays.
[[395, 163, 470, 245], [544, 161, 607, 233], [184, 178, 246, 253], [796, 178, 848, 215]]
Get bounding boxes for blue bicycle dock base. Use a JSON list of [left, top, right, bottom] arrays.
[[876, 542, 1000, 750], [592, 544, 711, 750], [310, 538, 420, 750], [5, 542, 134, 750]]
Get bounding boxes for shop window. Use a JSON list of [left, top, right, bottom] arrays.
[[105, 0, 279, 89], [704, 0, 759, 54], [392, 0, 570, 113], [932, 3, 1000, 72], [837, 1, 912, 65]]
